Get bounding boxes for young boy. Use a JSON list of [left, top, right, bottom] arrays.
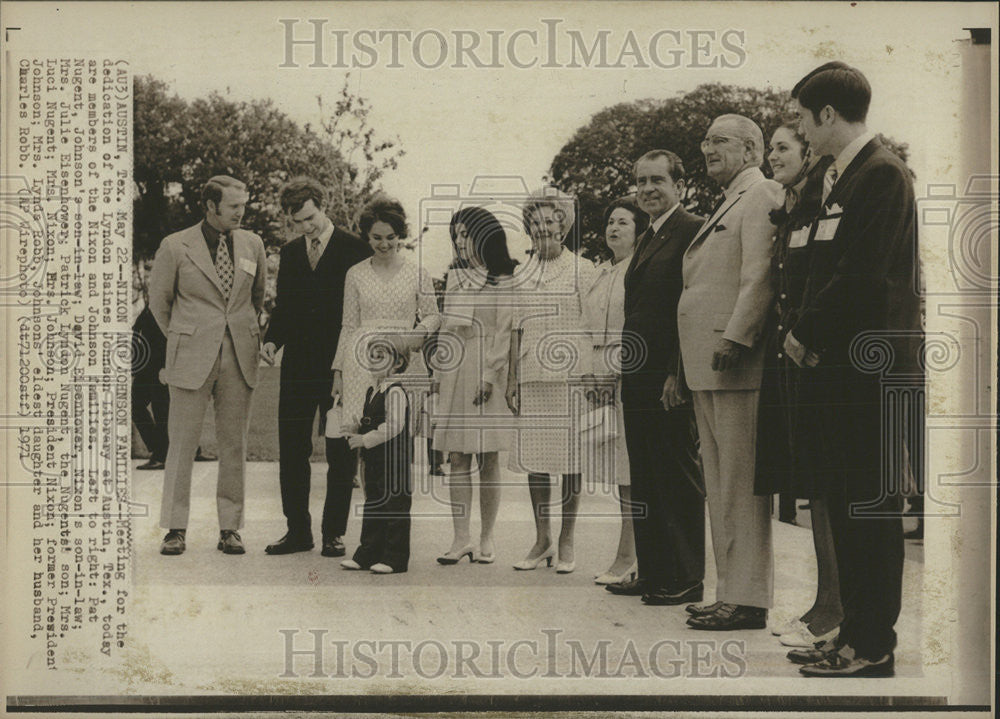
[[340, 339, 413, 574]]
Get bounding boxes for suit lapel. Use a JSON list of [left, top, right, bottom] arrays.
[[183, 228, 225, 296], [689, 193, 742, 247], [825, 138, 880, 209], [228, 232, 250, 307]]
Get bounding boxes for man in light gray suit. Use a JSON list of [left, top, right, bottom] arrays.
[[677, 115, 782, 630], [148, 175, 268, 556]]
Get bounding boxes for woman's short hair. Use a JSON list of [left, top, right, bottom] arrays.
[[601, 195, 650, 241], [521, 187, 580, 253], [359, 195, 409, 240], [450, 206, 518, 278]]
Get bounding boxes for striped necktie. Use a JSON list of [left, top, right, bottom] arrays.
[[822, 164, 839, 205], [308, 237, 322, 270], [215, 232, 234, 300]]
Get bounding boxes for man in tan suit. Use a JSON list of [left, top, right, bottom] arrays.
[[148, 175, 268, 555], [677, 115, 782, 630]]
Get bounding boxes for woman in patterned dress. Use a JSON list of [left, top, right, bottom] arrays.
[[431, 207, 517, 565], [504, 187, 596, 574], [582, 196, 648, 584], [331, 197, 440, 445]]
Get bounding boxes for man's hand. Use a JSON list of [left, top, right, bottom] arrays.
[[344, 433, 365, 450], [261, 342, 277, 365], [157, 368, 167, 385], [711, 338, 747, 372], [783, 332, 820, 368], [473, 381, 493, 406], [660, 374, 688, 410], [505, 384, 520, 415]]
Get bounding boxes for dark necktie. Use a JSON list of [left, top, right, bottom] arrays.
[[308, 237, 322, 270], [215, 232, 234, 300], [822, 164, 839, 205]]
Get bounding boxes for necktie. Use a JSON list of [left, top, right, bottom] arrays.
[[634, 227, 654, 259], [822, 164, 839, 205], [308, 237, 322, 270], [215, 232, 234, 300]]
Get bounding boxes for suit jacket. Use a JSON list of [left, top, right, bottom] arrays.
[[148, 222, 267, 390], [678, 167, 783, 391], [621, 206, 705, 404], [132, 304, 166, 383], [793, 138, 921, 374], [264, 227, 372, 378]]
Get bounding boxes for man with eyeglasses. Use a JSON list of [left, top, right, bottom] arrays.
[[675, 115, 782, 630]]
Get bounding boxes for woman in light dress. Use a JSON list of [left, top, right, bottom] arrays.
[[431, 207, 518, 565], [582, 195, 648, 584], [331, 196, 440, 441], [504, 188, 596, 574]]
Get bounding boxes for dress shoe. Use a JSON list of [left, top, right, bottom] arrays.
[[687, 603, 767, 630], [779, 624, 839, 648], [159, 529, 186, 555], [512, 547, 554, 570], [340, 558, 363, 570], [437, 544, 475, 565], [799, 649, 894, 678], [605, 577, 646, 596], [137, 459, 164, 470], [321, 537, 346, 557], [264, 533, 314, 555], [642, 582, 704, 606], [786, 639, 839, 665], [686, 600, 723, 616], [555, 560, 575, 574], [217, 530, 245, 554], [194, 449, 215, 462], [769, 616, 806, 636], [370, 563, 395, 574], [594, 561, 638, 585]]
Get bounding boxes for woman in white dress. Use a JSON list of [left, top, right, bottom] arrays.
[[431, 207, 517, 565], [582, 196, 648, 584], [331, 196, 440, 438], [504, 187, 596, 574]]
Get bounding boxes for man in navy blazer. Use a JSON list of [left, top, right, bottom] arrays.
[[261, 177, 372, 557], [787, 62, 921, 678]]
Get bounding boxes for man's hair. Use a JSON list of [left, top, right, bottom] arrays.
[[712, 114, 766, 165], [792, 62, 871, 124], [633, 149, 686, 183], [279, 177, 327, 215], [359, 195, 409, 240], [201, 175, 246, 211]]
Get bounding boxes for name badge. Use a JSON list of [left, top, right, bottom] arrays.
[[814, 216, 841, 242], [788, 228, 810, 249], [239, 258, 256, 274]]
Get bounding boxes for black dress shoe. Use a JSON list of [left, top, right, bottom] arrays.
[[321, 537, 346, 557], [799, 650, 894, 677], [687, 603, 767, 630], [264, 533, 314, 555], [160, 529, 186, 555], [137, 459, 165, 470], [686, 600, 723, 616], [194, 449, 216, 462], [218, 530, 245, 554], [786, 639, 839, 664], [605, 577, 646, 596], [642, 582, 704, 606]]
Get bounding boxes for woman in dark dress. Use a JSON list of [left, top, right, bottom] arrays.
[[755, 121, 843, 648]]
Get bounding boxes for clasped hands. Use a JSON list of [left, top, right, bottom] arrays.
[[782, 331, 820, 368]]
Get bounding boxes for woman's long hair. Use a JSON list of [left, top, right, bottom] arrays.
[[449, 206, 518, 280]]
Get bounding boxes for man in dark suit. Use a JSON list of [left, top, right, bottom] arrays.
[[132, 300, 170, 470], [786, 62, 921, 677], [606, 149, 705, 606], [148, 175, 268, 556], [262, 177, 372, 557]]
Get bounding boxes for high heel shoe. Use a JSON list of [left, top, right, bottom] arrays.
[[476, 540, 496, 564], [512, 547, 554, 570], [556, 560, 576, 574], [437, 545, 475, 565], [594, 561, 638, 585]]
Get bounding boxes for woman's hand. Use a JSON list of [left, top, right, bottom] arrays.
[[330, 371, 343, 403], [504, 384, 519, 415], [473, 381, 493, 406]]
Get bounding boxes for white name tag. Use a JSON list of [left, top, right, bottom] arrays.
[[239, 258, 256, 274], [788, 228, 810, 249], [814, 217, 841, 242]]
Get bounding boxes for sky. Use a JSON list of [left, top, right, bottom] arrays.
[[4, 1, 996, 276]]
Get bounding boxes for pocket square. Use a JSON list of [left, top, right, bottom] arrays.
[[713, 224, 727, 232]]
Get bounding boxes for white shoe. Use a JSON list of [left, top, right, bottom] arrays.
[[513, 547, 554, 570], [779, 625, 840, 648], [770, 616, 806, 636], [594, 561, 638, 585], [370, 563, 394, 574], [555, 560, 575, 574], [340, 559, 362, 570]]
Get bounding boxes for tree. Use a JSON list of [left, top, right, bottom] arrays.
[[549, 83, 911, 260]]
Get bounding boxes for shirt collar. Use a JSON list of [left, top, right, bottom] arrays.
[[648, 202, 680, 235], [834, 131, 875, 180], [201, 220, 225, 244], [310, 221, 334, 253], [723, 166, 764, 198]]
